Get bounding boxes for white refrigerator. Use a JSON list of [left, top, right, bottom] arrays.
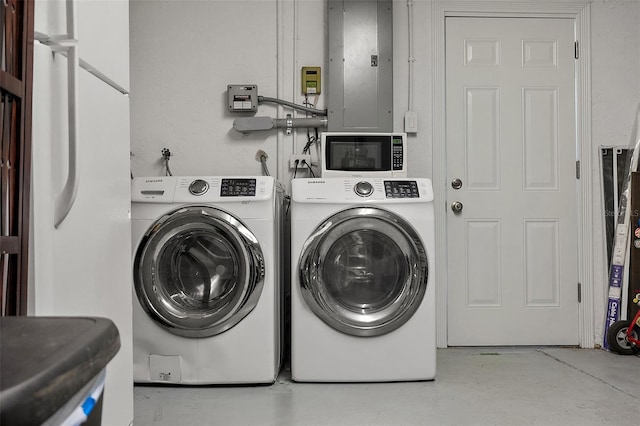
[[29, 0, 133, 424]]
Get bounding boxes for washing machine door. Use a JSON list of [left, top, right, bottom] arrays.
[[134, 206, 264, 338], [299, 206, 428, 337]]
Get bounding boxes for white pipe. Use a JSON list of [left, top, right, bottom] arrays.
[[293, 0, 299, 163], [276, 0, 284, 182], [407, 0, 415, 112]]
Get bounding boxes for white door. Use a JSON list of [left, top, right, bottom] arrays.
[[446, 17, 579, 346]]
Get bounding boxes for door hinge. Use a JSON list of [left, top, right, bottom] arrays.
[[576, 160, 580, 179], [574, 41, 579, 59], [578, 282, 582, 303]]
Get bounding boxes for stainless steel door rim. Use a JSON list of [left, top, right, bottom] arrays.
[[298, 206, 428, 337], [134, 206, 265, 338]]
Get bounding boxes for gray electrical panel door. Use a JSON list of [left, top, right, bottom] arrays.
[[328, 0, 393, 132]]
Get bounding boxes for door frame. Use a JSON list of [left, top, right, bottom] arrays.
[[432, 0, 593, 348]]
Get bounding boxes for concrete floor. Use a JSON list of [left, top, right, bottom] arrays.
[[134, 348, 639, 426]]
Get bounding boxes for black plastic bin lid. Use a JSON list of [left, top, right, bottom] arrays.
[[0, 316, 120, 425]]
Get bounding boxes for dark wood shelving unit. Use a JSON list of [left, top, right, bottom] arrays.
[[1, 0, 34, 316]]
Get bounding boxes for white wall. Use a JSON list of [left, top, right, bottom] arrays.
[[130, 0, 433, 182], [130, 0, 640, 346], [590, 0, 640, 343], [130, 0, 279, 178]]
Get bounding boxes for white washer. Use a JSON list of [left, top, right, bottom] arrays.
[[290, 177, 436, 382], [131, 176, 284, 384]]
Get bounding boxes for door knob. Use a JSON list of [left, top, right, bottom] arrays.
[[451, 178, 463, 190], [451, 201, 464, 213]]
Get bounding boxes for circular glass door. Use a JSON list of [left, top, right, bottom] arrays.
[[298, 207, 428, 337], [134, 206, 264, 337]]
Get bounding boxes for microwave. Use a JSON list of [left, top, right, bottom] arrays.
[[320, 132, 407, 178]]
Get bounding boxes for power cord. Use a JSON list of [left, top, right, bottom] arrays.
[[301, 159, 315, 177], [293, 159, 300, 179], [284, 194, 291, 218], [302, 94, 320, 155], [302, 134, 318, 154]]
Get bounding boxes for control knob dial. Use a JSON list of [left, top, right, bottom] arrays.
[[189, 179, 209, 196], [354, 181, 374, 197]]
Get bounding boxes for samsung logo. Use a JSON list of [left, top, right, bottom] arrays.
[[145, 179, 163, 183], [307, 180, 326, 184]]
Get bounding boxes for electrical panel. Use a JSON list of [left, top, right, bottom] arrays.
[[227, 85, 258, 112], [327, 0, 393, 132], [302, 67, 321, 95]]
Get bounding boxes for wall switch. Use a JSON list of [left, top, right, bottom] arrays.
[[290, 155, 311, 169], [404, 111, 418, 133]]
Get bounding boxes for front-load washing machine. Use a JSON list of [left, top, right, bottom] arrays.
[[290, 177, 435, 382], [131, 176, 284, 384]]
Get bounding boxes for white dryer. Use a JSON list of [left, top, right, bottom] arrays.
[[131, 176, 284, 384], [290, 177, 435, 382]]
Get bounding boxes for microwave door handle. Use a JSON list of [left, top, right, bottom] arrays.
[[53, 0, 79, 229]]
